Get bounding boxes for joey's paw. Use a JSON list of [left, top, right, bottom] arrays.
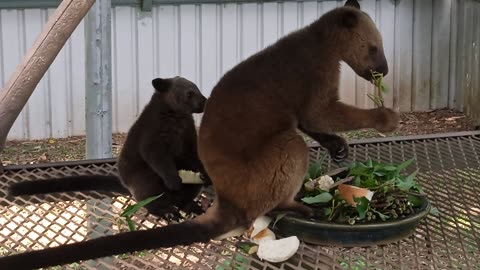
[[374, 108, 400, 133]]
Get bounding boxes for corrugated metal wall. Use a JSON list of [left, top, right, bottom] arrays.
[[0, 0, 476, 140], [458, 0, 480, 126]]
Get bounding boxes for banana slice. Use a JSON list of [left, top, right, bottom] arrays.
[[178, 170, 204, 184]]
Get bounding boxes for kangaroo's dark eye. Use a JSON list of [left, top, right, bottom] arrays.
[[369, 45, 378, 55], [187, 92, 193, 99]]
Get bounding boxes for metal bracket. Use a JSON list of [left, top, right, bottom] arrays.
[[141, 0, 152, 12]]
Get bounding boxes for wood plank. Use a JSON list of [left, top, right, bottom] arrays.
[[394, 0, 414, 111], [412, 0, 432, 111]]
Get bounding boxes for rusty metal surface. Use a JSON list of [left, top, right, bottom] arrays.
[[1, 131, 480, 269]]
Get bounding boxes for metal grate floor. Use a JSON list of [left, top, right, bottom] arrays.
[[1, 131, 480, 270]]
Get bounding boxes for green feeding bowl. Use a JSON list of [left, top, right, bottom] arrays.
[[272, 196, 431, 247]]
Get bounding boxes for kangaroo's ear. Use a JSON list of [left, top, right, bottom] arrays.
[[152, 78, 171, 92], [340, 9, 359, 29], [345, 0, 361, 10]]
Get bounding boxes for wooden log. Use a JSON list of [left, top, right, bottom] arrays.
[[0, 0, 96, 150]]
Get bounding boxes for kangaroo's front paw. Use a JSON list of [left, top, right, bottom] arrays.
[[374, 108, 400, 133], [323, 135, 349, 163]]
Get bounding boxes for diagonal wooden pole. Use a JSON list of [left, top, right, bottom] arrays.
[[0, 0, 96, 153]]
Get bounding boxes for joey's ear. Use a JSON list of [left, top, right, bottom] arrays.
[[152, 78, 171, 92], [341, 9, 359, 28], [345, 0, 361, 9]]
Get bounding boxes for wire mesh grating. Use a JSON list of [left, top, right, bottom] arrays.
[[1, 132, 480, 269]]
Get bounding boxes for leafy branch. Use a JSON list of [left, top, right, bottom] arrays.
[[367, 70, 389, 108], [119, 194, 163, 231]]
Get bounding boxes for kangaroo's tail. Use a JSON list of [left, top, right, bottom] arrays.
[[0, 203, 240, 270], [8, 175, 129, 196]]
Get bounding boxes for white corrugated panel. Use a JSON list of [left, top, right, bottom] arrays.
[[0, 0, 471, 140]]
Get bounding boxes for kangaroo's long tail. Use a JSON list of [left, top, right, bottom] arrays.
[[0, 204, 238, 270]]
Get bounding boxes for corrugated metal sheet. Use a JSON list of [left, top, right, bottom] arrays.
[[0, 0, 475, 140], [459, 0, 480, 126]]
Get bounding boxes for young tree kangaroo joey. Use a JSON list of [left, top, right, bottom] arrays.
[[8, 76, 211, 219], [0, 1, 400, 268]]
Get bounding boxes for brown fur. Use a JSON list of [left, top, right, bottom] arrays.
[[0, 2, 399, 269], [198, 2, 398, 229], [8, 76, 210, 219]]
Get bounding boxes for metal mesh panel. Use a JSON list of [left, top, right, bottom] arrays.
[[1, 132, 480, 270]]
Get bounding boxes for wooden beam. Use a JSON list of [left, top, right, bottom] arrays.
[[0, 0, 96, 151]]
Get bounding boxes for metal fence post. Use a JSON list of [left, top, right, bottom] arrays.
[[85, 0, 113, 268]]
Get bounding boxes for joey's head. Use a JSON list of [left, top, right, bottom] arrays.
[[323, 0, 388, 82], [151, 76, 207, 114]]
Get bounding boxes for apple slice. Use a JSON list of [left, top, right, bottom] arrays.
[[338, 184, 374, 207]]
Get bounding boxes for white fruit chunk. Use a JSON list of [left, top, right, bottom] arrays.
[[178, 170, 204, 184], [315, 175, 334, 191], [249, 216, 272, 238], [251, 228, 276, 244], [257, 236, 300, 263]]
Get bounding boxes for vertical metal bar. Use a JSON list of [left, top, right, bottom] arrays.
[[85, 0, 112, 159], [85, 1, 113, 269]]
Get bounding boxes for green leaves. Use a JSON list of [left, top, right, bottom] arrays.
[[396, 169, 418, 191], [301, 192, 333, 204], [305, 155, 327, 181], [354, 197, 370, 220], [301, 156, 426, 225], [272, 213, 287, 228], [397, 158, 414, 172], [407, 194, 423, 207], [120, 194, 163, 231], [368, 71, 390, 107]]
